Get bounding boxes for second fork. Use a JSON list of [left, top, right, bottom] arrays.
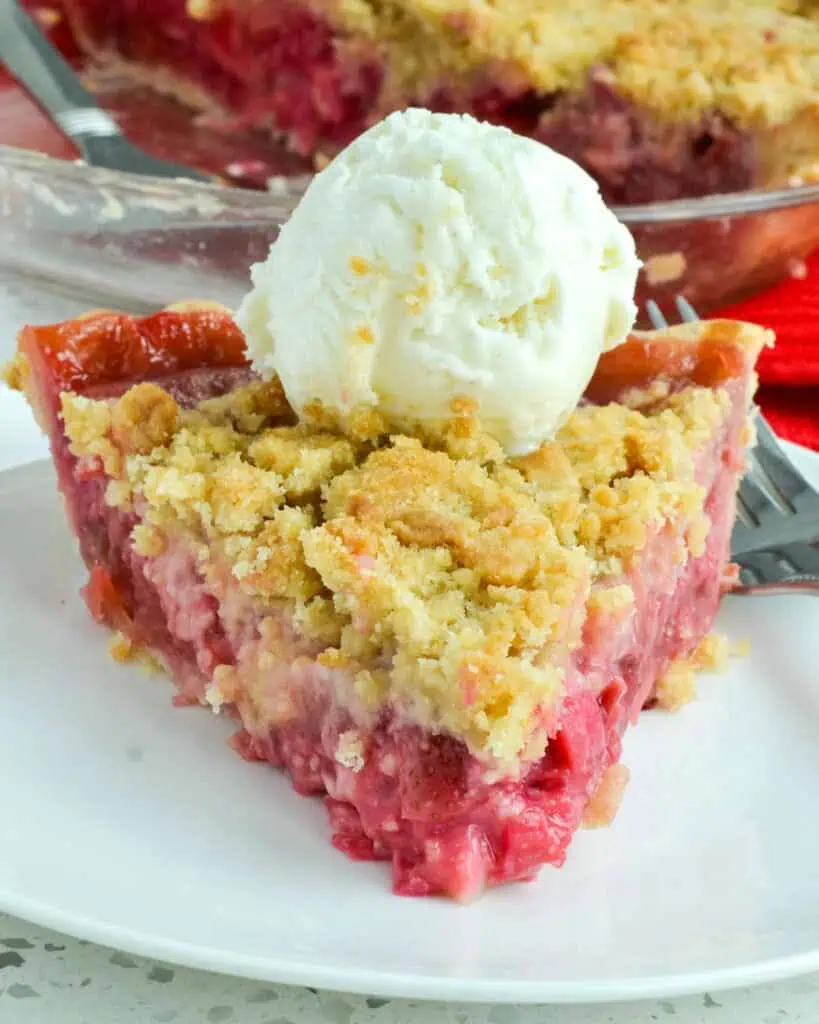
[[644, 295, 819, 593]]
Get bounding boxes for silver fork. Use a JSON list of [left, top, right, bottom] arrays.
[[645, 297, 819, 596], [0, 0, 210, 183]]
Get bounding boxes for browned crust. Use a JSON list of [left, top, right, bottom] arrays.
[[588, 319, 772, 404]]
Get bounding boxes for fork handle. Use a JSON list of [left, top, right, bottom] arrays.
[[736, 580, 819, 597], [0, 0, 120, 150]]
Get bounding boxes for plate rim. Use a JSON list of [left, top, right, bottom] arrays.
[[4, 888, 819, 1005]]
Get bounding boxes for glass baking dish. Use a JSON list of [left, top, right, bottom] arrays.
[[2, 143, 819, 322]]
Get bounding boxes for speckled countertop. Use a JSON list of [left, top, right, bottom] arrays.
[[2, 911, 819, 1024], [2, 279, 819, 1024]]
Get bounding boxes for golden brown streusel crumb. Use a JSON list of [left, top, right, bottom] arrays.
[[617, 379, 674, 410], [655, 657, 698, 710], [582, 763, 631, 828], [225, 507, 323, 602], [305, 436, 590, 757], [131, 522, 167, 558], [293, 595, 345, 647], [2, 352, 27, 392], [301, 399, 388, 442], [510, 387, 728, 572], [686, 510, 711, 559], [248, 427, 359, 500], [106, 479, 132, 509], [108, 631, 162, 674], [693, 632, 728, 671], [587, 584, 635, 620], [655, 631, 741, 710], [334, 0, 819, 136], [61, 395, 121, 476], [198, 378, 293, 433], [211, 663, 240, 702], [109, 631, 133, 663], [62, 371, 735, 764], [299, 394, 505, 463], [111, 382, 179, 455], [693, 631, 753, 670]]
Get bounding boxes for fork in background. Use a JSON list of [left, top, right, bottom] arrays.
[[0, 0, 211, 183], [644, 297, 819, 595]]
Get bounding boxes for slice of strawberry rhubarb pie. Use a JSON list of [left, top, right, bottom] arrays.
[[5, 112, 767, 899]]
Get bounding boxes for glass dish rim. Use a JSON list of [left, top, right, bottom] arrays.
[[3, 144, 819, 225]]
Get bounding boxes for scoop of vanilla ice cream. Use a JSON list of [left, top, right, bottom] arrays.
[[238, 108, 640, 455]]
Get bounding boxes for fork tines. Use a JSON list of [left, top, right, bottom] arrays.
[[732, 416, 819, 557]]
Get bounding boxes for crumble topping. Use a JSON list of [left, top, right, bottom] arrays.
[[654, 632, 742, 710], [61, 395, 122, 476], [110, 383, 178, 456], [582, 763, 631, 828], [59, 371, 730, 763], [108, 631, 162, 674], [131, 522, 166, 558], [109, 631, 133, 664], [331, 0, 819, 127], [655, 656, 699, 711], [1, 352, 27, 392]]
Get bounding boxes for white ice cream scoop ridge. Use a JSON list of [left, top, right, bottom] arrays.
[[238, 108, 640, 455]]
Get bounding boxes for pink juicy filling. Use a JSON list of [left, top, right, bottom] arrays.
[[50, 370, 743, 899]]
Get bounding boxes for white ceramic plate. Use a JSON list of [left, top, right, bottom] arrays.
[[2, 431, 819, 1005]]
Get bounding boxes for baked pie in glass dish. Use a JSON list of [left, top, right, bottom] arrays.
[[6, 306, 766, 898], [9, 0, 819, 316], [32, 0, 819, 202]]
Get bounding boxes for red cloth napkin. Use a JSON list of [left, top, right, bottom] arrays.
[[716, 254, 819, 451]]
